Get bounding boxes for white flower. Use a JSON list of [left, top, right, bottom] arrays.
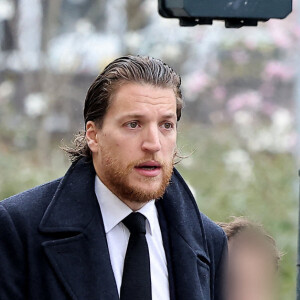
[[223, 149, 253, 182], [24, 93, 48, 117], [233, 110, 253, 126], [0, 80, 14, 101], [271, 108, 292, 133], [0, 0, 15, 21]]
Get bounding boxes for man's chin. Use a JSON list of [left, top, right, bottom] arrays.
[[130, 181, 163, 193], [125, 182, 167, 203]]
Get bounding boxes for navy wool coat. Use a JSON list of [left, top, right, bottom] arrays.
[[0, 158, 227, 300]]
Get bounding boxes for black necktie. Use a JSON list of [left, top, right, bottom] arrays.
[[120, 212, 152, 300]]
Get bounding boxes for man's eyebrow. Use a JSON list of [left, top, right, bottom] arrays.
[[161, 113, 177, 119]]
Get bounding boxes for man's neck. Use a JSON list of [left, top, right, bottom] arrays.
[[120, 199, 148, 212]]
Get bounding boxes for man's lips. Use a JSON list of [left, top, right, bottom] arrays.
[[134, 161, 162, 177], [135, 161, 162, 168]]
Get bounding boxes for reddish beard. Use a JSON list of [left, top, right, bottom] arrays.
[[98, 152, 174, 204]]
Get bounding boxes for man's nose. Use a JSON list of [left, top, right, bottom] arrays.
[[141, 126, 161, 153]]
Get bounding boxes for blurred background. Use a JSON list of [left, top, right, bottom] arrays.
[[0, 0, 299, 298]]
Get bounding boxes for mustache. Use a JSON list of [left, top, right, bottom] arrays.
[[127, 157, 175, 170]]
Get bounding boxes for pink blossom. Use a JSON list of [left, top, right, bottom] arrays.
[[267, 20, 293, 49], [263, 61, 295, 82], [227, 91, 261, 112], [294, 25, 300, 39], [186, 72, 211, 94]]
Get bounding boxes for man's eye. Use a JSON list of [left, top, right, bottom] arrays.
[[126, 121, 139, 129], [162, 122, 173, 130]]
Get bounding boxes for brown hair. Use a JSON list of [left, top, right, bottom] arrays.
[[63, 55, 183, 162], [218, 217, 282, 269]]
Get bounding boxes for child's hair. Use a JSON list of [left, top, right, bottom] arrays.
[[218, 217, 282, 270]]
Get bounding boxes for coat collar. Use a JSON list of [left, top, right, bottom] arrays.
[[39, 158, 119, 300], [39, 158, 210, 300], [158, 169, 211, 300], [39, 158, 98, 233], [161, 168, 209, 261]]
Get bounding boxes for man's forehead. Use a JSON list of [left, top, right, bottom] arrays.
[[113, 83, 176, 105]]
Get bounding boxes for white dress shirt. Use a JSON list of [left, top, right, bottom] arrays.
[[94, 175, 170, 300]]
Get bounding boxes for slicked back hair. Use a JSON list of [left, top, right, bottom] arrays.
[[63, 55, 183, 162]]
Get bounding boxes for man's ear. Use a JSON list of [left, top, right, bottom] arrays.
[[85, 121, 99, 153]]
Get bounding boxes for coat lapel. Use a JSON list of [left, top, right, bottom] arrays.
[[39, 159, 119, 300], [159, 168, 211, 300]]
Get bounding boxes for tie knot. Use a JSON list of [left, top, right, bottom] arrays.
[[122, 212, 146, 234]]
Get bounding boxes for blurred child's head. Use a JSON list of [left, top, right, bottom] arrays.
[[218, 217, 281, 300]]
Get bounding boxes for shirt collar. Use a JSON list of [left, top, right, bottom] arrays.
[[94, 175, 156, 235]]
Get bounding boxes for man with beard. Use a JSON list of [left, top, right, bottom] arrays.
[[0, 55, 227, 300]]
